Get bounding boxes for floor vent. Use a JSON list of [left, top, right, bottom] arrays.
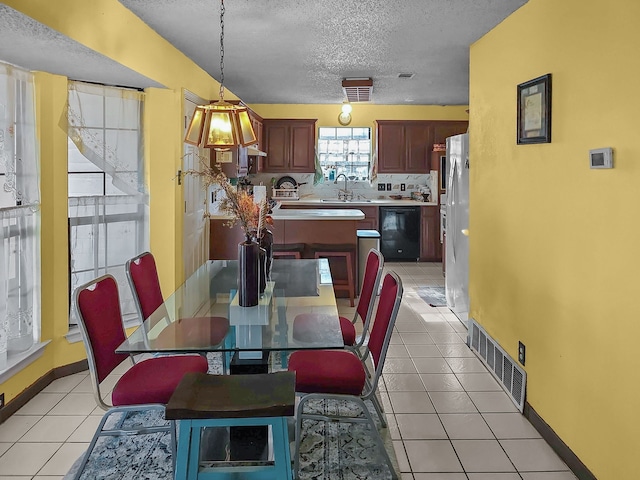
[[468, 319, 526, 412]]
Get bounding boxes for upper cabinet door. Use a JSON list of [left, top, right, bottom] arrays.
[[377, 122, 405, 173], [434, 121, 468, 145], [289, 122, 316, 172], [264, 122, 288, 172], [405, 123, 433, 173]]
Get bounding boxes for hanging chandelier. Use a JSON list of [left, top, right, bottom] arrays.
[[184, 0, 257, 151]]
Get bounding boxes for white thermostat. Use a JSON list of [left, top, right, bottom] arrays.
[[589, 147, 614, 169]]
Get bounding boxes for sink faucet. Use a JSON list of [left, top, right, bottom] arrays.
[[334, 173, 350, 200]]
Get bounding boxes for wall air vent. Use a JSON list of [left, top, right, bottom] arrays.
[[342, 78, 373, 102], [398, 73, 415, 79], [469, 319, 527, 412]]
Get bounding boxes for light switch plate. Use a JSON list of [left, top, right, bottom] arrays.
[[378, 184, 386, 191]]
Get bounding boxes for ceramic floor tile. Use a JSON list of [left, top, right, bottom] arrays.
[[383, 373, 426, 392], [449, 321, 468, 334], [395, 322, 428, 333], [387, 414, 401, 440], [430, 332, 466, 344], [388, 392, 435, 414], [429, 392, 478, 414], [0, 415, 42, 442], [456, 373, 502, 391], [482, 413, 542, 439], [401, 473, 415, 480], [500, 439, 570, 472], [468, 392, 520, 413], [520, 472, 578, 480], [439, 414, 495, 439], [424, 322, 456, 333], [412, 357, 453, 374], [15, 393, 65, 416], [405, 345, 443, 358], [419, 313, 448, 323], [20, 416, 86, 443], [413, 474, 467, 480], [396, 414, 447, 440], [37, 442, 88, 476], [392, 440, 411, 472], [419, 373, 464, 391], [437, 344, 476, 358], [452, 439, 516, 472], [383, 358, 419, 374], [404, 440, 464, 472], [48, 394, 97, 416], [399, 333, 434, 345], [446, 357, 488, 373], [386, 344, 411, 358], [33, 476, 65, 480], [467, 474, 522, 480], [0, 476, 34, 480], [41, 373, 87, 394], [0, 442, 11, 456], [66, 415, 103, 443], [0, 442, 61, 475]]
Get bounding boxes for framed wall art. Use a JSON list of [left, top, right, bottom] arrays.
[[517, 73, 552, 144]]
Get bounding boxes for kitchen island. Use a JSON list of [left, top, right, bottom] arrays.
[[209, 208, 364, 260]]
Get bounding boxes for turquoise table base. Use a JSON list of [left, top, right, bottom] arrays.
[[174, 416, 292, 480]]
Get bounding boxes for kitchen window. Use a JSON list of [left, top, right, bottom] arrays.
[[317, 127, 371, 182]]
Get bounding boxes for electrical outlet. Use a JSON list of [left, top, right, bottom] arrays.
[[378, 183, 386, 191], [401, 183, 406, 191], [386, 183, 392, 191], [518, 341, 526, 365], [0, 393, 4, 409]]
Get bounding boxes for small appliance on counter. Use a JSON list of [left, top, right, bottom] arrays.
[[411, 184, 431, 202]]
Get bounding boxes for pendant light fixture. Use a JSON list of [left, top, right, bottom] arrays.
[[184, 0, 257, 150]]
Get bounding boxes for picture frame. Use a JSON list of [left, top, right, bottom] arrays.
[[517, 73, 552, 144]]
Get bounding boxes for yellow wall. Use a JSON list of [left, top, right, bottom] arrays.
[[0, 0, 227, 403], [469, 0, 640, 478]]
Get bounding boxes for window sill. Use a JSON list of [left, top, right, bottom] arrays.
[[0, 341, 51, 384]]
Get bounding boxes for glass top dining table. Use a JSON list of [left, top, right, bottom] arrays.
[[116, 258, 344, 360]]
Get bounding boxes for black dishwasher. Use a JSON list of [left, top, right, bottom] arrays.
[[379, 206, 421, 261]]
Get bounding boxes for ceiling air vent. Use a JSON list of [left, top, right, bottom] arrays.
[[342, 78, 373, 102], [398, 73, 415, 79]]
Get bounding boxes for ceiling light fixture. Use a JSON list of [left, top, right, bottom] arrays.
[[338, 102, 352, 125], [184, 0, 257, 151]]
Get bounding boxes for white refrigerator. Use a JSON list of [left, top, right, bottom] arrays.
[[445, 133, 469, 324]]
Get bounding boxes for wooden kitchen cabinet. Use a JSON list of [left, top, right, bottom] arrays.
[[209, 220, 245, 260], [420, 206, 441, 262], [262, 119, 316, 173], [377, 120, 467, 174], [377, 121, 433, 173]]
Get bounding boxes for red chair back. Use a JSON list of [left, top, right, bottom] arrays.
[[75, 275, 130, 384], [126, 252, 165, 320], [355, 249, 384, 324], [367, 272, 403, 369]]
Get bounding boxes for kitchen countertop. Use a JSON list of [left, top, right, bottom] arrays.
[[278, 197, 437, 207], [271, 208, 364, 220]]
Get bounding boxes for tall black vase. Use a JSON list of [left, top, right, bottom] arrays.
[[238, 238, 259, 307]]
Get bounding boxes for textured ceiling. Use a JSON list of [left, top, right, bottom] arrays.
[[0, 0, 528, 104]]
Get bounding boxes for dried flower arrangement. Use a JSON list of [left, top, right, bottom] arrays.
[[184, 157, 272, 241]]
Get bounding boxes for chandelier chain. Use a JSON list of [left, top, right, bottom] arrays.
[[219, 0, 225, 100]]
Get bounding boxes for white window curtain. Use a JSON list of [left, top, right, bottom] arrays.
[[0, 62, 41, 371], [66, 81, 148, 326]]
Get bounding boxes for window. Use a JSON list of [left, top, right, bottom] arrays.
[[0, 62, 40, 371], [67, 81, 149, 326], [317, 127, 371, 182]]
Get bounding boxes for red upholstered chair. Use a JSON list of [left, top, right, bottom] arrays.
[[73, 275, 208, 479], [126, 252, 229, 355], [288, 272, 403, 480], [339, 248, 384, 351]]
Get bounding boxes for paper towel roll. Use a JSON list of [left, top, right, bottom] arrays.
[[253, 185, 267, 204]]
